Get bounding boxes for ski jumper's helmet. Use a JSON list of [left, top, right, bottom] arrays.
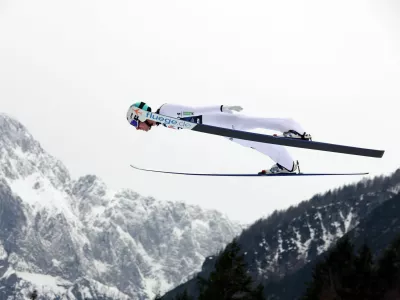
[[126, 102, 152, 127]]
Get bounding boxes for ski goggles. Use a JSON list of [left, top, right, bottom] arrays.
[[130, 118, 154, 128], [130, 118, 140, 128]]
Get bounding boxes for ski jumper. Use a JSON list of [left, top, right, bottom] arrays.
[[156, 104, 306, 170]]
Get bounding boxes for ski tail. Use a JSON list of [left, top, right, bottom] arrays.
[[192, 124, 384, 158]]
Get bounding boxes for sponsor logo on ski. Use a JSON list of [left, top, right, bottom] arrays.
[[145, 112, 193, 128]]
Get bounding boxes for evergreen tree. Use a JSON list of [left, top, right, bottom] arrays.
[[353, 243, 375, 299], [301, 234, 400, 300], [250, 283, 266, 300], [174, 289, 193, 300], [375, 234, 400, 298], [197, 238, 265, 300], [301, 236, 357, 300]]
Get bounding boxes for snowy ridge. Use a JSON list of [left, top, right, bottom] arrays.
[[256, 202, 359, 279], [0, 114, 244, 299], [1, 267, 132, 300], [0, 113, 70, 188], [15, 270, 72, 296], [227, 181, 399, 284]]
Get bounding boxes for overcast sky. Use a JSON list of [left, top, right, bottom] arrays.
[[1, 0, 399, 224]]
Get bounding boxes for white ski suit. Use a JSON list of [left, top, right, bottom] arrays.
[[156, 103, 306, 170]]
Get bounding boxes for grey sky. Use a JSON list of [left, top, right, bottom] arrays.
[[1, 0, 399, 223]]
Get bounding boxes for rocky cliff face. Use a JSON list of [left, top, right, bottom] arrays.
[[0, 113, 244, 300], [236, 174, 398, 282]]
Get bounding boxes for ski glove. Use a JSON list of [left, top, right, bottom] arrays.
[[221, 105, 243, 114]]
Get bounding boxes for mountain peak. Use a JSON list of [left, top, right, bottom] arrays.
[[0, 113, 71, 188], [0, 113, 39, 153], [0, 113, 245, 299]]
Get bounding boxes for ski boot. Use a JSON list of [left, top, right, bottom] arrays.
[[274, 130, 312, 141], [258, 160, 300, 175]]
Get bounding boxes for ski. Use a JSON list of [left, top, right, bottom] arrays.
[[130, 165, 369, 177], [131, 108, 385, 158]]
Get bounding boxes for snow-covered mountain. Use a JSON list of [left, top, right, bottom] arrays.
[[162, 168, 400, 299], [0, 113, 244, 300]]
